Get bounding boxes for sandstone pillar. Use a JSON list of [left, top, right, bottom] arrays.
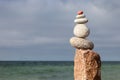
[[74, 49, 101, 80]]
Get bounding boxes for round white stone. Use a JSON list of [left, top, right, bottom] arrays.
[[73, 24, 90, 38], [70, 37, 94, 50], [74, 18, 88, 24], [76, 14, 85, 19]]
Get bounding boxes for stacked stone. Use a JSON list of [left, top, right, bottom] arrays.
[[70, 11, 101, 80], [70, 11, 94, 50]]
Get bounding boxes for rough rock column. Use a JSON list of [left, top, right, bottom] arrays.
[[70, 11, 101, 80], [74, 49, 101, 80]]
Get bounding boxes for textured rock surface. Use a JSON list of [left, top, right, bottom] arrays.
[[73, 24, 90, 38], [74, 49, 101, 80], [70, 37, 94, 50]]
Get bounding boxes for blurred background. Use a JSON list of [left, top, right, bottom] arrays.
[[0, 0, 120, 61]]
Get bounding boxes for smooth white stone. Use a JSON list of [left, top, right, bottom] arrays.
[[76, 14, 85, 18], [73, 24, 90, 38], [70, 37, 94, 50], [74, 18, 88, 24]]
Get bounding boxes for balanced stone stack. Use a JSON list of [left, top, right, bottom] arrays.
[[70, 11, 101, 80]]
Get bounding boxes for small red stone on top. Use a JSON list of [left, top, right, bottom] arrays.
[[77, 11, 83, 15]]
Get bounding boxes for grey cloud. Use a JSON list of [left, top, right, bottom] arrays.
[[0, 0, 119, 48], [92, 0, 120, 11], [0, 0, 75, 47], [0, 0, 120, 61]]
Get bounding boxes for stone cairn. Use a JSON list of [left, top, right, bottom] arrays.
[[70, 11, 101, 80]]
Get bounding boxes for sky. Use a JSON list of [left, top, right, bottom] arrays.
[[0, 0, 120, 61]]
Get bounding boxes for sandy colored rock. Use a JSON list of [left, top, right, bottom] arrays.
[[70, 37, 94, 50], [74, 49, 101, 80]]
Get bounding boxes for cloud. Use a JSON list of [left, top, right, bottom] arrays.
[[0, 0, 69, 47], [0, 0, 120, 60], [84, 0, 120, 60], [0, 0, 120, 48]]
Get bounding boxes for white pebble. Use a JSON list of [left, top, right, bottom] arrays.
[[73, 24, 90, 38], [74, 18, 88, 24], [76, 14, 85, 19], [70, 37, 94, 50]]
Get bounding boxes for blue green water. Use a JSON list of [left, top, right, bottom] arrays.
[[0, 61, 119, 80]]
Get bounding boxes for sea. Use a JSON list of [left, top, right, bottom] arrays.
[[0, 61, 119, 80]]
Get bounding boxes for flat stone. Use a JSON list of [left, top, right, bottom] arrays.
[[76, 14, 85, 19], [74, 49, 101, 80], [70, 37, 94, 50], [73, 24, 90, 38], [74, 18, 88, 24]]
